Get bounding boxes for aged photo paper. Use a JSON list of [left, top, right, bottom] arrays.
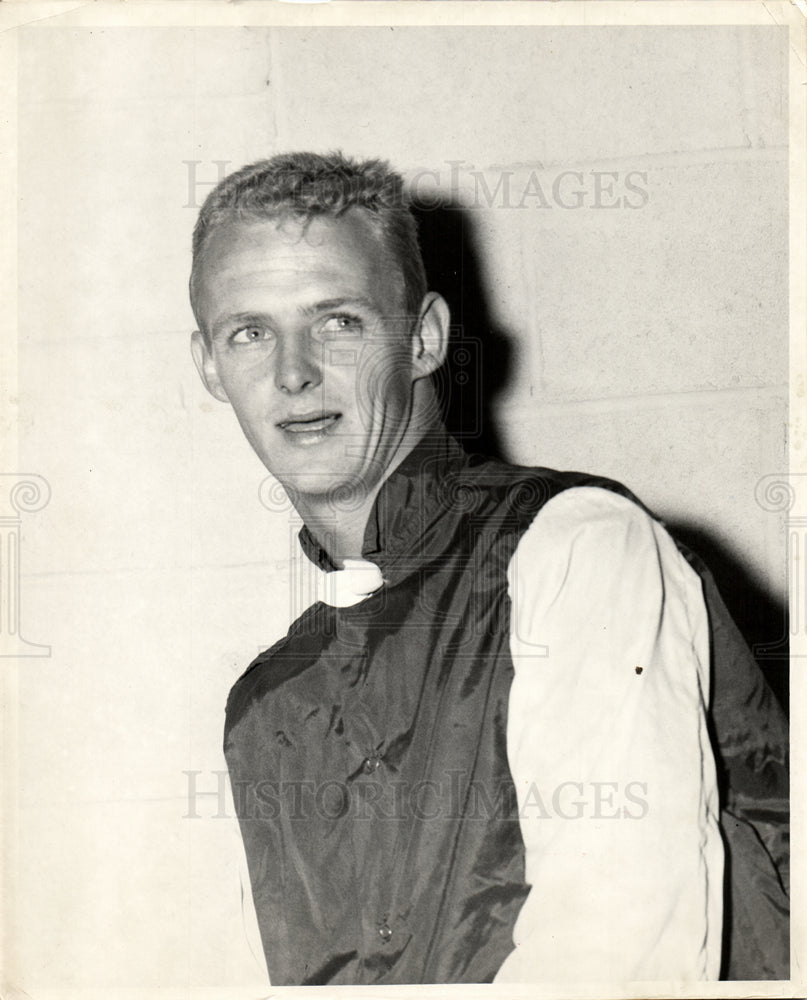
[[1, 2, 804, 998]]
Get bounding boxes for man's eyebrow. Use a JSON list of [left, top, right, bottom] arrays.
[[299, 296, 379, 316]]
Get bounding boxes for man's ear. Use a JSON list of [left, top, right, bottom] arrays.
[[411, 292, 450, 379], [190, 330, 230, 403]]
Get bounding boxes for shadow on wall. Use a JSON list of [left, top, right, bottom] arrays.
[[414, 199, 789, 716], [413, 201, 512, 460]]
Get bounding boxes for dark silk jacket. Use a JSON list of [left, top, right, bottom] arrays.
[[223, 431, 789, 984]]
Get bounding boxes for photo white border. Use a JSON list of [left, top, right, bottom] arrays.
[[0, 3, 803, 998]]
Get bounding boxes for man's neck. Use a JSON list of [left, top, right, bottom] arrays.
[[298, 488, 382, 568], [292, 417, 442, 569]]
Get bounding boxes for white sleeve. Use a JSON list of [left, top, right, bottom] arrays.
[[221, 776, 271, 987], [237, 850, 270, 986], [494, 486, 723, 983]]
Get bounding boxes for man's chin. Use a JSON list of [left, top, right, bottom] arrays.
[[274, 467, 375, 511]]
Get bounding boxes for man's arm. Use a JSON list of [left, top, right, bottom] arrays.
[[495, 486, 723, 982]]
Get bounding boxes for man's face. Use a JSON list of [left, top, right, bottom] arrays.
[[191, 211, 422, 500]]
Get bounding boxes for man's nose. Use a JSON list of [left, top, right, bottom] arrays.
[[274, 336, 322, 394]]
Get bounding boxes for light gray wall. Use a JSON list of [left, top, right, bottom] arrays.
[[11, 23, 788, 992]]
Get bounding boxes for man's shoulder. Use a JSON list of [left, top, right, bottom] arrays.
[[457, 448, 649, 521], [223, 599, 332, 736]]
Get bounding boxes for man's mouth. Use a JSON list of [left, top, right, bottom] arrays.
[[277, 411, 342, 434]]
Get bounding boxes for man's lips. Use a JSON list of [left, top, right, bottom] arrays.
[[276, 412, 342, 433]]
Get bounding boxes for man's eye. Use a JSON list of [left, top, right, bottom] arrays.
[[231, 327, 271, 344], [316, 314, 363, 339]]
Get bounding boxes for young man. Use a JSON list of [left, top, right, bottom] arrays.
[[190, 152, 789, 986]]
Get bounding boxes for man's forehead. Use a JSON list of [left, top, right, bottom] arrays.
[[194, 209, 404, 314], [203, 209, 385, 264]]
